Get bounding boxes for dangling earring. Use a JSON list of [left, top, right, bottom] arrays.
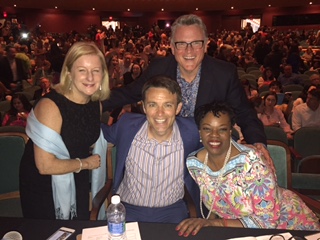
[[200, 138, 202, 142], [99, 85, 102, 91], [68, 73, 72, 90]]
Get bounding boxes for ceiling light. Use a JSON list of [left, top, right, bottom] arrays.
[[195, 7, 198, 11], [161, 8, 164, 11], [268, 4, 271, 7], [309, 1, 312, 4], [14, 4, 17, 7], [231, 6, 234, 9], [92, 7, 95, 10], [127, 8, 130, 11], [55, 6, 58, 9]]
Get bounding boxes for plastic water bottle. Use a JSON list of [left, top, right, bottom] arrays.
[[107, 195, 126, 240]]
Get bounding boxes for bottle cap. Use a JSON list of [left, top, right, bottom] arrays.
[[111, 195, 120, 204], [3, 231, 23, 240]]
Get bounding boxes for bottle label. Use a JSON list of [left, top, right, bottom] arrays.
[[108, 222, 125, 236]]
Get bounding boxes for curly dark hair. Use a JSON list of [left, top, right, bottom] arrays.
[[194, 102, 236, 129]]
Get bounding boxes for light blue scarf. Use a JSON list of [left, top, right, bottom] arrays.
[[26, 109, 107, 220]]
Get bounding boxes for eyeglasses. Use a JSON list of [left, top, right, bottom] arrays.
[[174, 40, 204, 50], [269, 234, 307, 240]]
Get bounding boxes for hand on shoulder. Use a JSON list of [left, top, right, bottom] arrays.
[[253, 142, 276, 173]]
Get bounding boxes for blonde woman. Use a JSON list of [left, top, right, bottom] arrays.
[[19, 42, 110, 220]]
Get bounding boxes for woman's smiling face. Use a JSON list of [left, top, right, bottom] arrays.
[[200, 111, 232, 158], [69, 54, 103, 99]]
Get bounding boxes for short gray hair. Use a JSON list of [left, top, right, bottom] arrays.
[[170, 14, 208, 44]]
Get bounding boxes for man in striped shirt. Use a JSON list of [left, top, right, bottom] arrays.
[[102, 75, 201, 223]]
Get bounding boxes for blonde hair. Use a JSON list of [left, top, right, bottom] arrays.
[[56, 41, 110, 101]]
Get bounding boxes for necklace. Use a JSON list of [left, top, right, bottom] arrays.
[[200, 140, 232, 219], [263, 109, 274, 120]]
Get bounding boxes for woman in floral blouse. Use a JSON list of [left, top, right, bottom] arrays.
[[176, 102, 319, 237]]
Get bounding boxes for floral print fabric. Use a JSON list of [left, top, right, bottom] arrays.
[[186, 141, 320, 230]]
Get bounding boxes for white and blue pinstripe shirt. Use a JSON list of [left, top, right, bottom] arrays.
[[117, 121, 185, 207]]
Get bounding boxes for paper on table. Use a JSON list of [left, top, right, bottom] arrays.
[[227, 232, 293, 240], [81, 222, 141, 240], [305, 232, 320, 240]]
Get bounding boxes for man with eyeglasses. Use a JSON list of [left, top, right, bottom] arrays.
[[102, 14, 268, 155]]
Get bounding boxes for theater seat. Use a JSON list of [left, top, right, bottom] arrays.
[[0, 132, 28, 217]]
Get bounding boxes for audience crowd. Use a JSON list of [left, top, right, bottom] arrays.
[[1, 18, 320, 134], [0, 14, 319, 233]]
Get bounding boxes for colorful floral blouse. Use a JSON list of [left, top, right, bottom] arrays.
[[186, 141, 320, 230]]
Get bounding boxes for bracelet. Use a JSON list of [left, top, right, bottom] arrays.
[[222, 218, 228, 227], [75, 158, 82, 173]]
